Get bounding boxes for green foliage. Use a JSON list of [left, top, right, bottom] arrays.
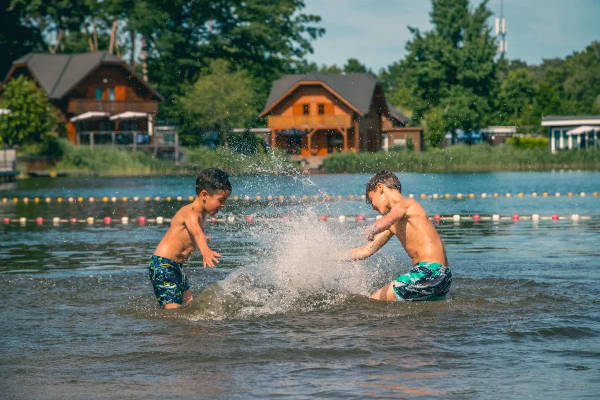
[[226, 131, 265, 155], [343, 58, 373, 75], [176, 59, 260, 144], [55, 139, 172, 176], [52, 139, 297, 176], [506, 136, 548, 150], [423, 108, 446, 148], [0, 0, 43, 78], [382, 0, 498, 135], [321, 143, 600, 173], [184, 146, 298, 175], [0, 76, 58, 146]]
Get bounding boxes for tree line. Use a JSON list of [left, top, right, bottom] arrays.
[[1, 0, 599, 149]]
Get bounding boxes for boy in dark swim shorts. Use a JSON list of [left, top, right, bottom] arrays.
[[346, 171, 452, 301], [148, 168, 231, 309]]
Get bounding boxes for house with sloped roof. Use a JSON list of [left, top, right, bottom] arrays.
[[259, 73, 392, 156], [3, 52, 172, 153]]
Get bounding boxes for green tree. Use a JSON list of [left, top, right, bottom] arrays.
[[0, 0, 44, 78], [139, 0, 324, 119], [176, 59, 259, 145], [498, 69, 537, 127], [423, 107, 445, 148], [0, 76, 58, 146], [385, 0, 498, 137], [343, 58, 372, 74]]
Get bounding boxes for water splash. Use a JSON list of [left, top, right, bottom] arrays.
[[186, 208, 388, 320]]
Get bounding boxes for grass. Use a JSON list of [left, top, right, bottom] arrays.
[[19, 140, 600, 177], [320, 143, 600, 173], [48, 139, 299, 176]]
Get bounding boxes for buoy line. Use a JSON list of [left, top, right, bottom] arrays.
[[2, 213, 592, 227], [1, 191, 598, 206]]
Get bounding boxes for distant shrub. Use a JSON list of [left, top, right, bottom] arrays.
[[506, 136, 548, 150]]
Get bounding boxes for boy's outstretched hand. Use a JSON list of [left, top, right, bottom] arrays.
[[200, 246, 221, 268]]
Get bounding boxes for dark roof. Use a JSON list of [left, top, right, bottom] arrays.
[[385, 100, 408, 125], [7, 52, 162, 101], [542, 115, 600, 121], [261, 73, 380, 116]]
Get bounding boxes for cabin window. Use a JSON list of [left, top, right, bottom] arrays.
[[302, 104, 310, 115], [109, 88, 115, 101], [318, 104, 325, 115], [95, 88, 102, 100]]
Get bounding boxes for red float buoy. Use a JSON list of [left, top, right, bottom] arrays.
[[473, 214, 480, 221], [36, 217, 43, 225], [512, 214, 519, 220], [320, 215, 327, 221], [3, 217, 10, 224], [138, 216, 147, 226], [104, 217, 111, 225], [245, 216, 253, 223], [356, 215, 365, 221], [551, 214, 559, 220], [70, 217, 77, 224], [433, 214, 441, 222], [210, 216, 217, 222]]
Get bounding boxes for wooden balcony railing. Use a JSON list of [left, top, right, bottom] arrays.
[[268, 114, 351, 130], [67, 99, 159, 115]]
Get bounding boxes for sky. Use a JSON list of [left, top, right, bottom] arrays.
[[303, 0, 600, 72]]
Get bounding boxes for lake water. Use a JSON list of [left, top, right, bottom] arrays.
[[1, 171, 599, 399]]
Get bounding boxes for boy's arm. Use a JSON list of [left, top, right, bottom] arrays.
[[347, 230, 394, 260], [367, 203, 408, 241], [184, 214, 221, 268]]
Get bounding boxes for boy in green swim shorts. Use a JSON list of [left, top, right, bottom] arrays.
[[346, 171, 451, 301], [149, 168, 231, 309]]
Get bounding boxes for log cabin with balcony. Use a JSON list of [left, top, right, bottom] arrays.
[[3, 52, 178, 158], [259, 73, 390, 158]]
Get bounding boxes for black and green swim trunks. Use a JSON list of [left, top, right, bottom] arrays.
[[392, 262, 452, 301], [148, 255, 191, 307]]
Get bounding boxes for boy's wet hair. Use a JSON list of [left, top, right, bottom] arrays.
[[196, 168, 232, 195], [365, 170, 401, 204]]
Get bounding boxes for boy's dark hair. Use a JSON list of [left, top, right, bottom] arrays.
[[196, 168, 232, 195], [365, 170, 401, 204]]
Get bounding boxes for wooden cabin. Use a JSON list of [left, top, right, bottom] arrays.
[[259, 73, 389, 156], [3, 52, 176, 156]]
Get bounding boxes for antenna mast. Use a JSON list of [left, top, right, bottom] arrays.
[[495, 0, 507, 55]]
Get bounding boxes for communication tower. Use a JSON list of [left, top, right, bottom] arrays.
[[495, 0, 507, 55]]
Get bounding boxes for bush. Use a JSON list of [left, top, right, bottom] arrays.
[[506, 136, 548, 150], [320, 143, 600, 173], [0, 76, 59, 146]]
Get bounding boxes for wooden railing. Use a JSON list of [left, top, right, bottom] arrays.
[[67, 99, 158, 115], [268, 114, 351, 130]]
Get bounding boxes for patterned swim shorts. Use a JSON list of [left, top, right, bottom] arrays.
[[148, 255, 191, 307], [392, 262, 452, 301]]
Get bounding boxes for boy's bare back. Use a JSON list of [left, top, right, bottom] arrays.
[[385, 197, 448, 266]]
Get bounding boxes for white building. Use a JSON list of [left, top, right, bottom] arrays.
[[541, 115, 600, 153]]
